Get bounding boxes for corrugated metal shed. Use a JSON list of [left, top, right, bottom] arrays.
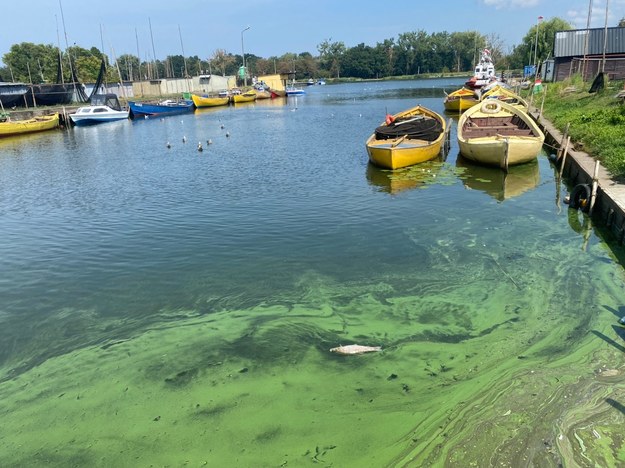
[[554, 27, 625, 57]]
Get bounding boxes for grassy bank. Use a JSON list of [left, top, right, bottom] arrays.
[[536, 76, 625, 179]]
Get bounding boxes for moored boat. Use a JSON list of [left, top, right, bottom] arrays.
[[457, 100, 544, 169], [465, 48, 497, 90], [443, 87, 478, 112], [479, 85, 528, 110], [365, 105, 447, 170], [286, 86, 305, 96], [191, 94, 230, 108], [70, 94, 129, 126], [0, 82, 29, 108], [0, 113, 60, 137], [128, 98, 194, 118], [232, 90, 256, 103]]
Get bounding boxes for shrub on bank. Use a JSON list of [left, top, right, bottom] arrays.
[[538, 76, 625, 179]]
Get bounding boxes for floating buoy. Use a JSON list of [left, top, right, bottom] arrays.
[[207, 139, 212, 145], [220, 124, 225, 129], [182, 136, 187, 143], [197, 142, 203, 152], [166, 141, 171, 149], [225, 131, 230, 138]]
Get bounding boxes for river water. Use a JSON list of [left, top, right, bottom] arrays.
[[1, 78, 624, 467]]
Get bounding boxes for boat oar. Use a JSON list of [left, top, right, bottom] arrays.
[[391, 134, 408, 147]]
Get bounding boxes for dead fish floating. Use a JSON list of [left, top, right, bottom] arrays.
[[330, 344, 382, 355]]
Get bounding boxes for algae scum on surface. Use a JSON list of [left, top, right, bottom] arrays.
[[1, 212, 625, 467]]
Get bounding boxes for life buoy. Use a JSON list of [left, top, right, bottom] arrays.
[[568, 183, 591, 212], [481, 100, 502, 114]]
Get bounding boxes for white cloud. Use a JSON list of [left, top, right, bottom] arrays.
[[567, 0, 625, 29]]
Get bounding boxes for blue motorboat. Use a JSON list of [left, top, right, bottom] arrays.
[[128, 99, 194, 119]]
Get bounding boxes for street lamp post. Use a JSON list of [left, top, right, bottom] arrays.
[[533, 16, 543, 77], [241, 26, 251, 87]]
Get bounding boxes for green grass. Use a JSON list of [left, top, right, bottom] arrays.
[[536, 76, 625, 179]]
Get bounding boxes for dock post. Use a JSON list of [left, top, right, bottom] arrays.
[[559, 136, 571, 179], [588, 160, 600, 216]]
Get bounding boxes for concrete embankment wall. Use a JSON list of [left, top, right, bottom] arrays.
[[535, 111, 625, 244]]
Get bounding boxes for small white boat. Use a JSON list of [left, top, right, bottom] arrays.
[[286, 86, 306, 96], [286, 79, 306, 96], [70, 94, 129, 126]]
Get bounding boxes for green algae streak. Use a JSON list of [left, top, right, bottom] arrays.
[[1, 238, 625, 466]]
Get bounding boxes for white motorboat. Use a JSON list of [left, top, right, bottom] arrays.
[[70, 94, 129, 126]]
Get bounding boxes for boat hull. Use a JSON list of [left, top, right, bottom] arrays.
[[480, 85, 529, 110], [232, 92, 256, 103], [25, 83, 75, 106], [457, 100, 544, 169], [0, 83, 29, 108], [0, 113, 59, 137], [128, 100, 193, 118], [365, 105, 446, 170], [443, 88, 478, 113], [191, 94, 229, 108], [70, 108, 129, 126]]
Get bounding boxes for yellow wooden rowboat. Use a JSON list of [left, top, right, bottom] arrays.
[[480, 85, 528, 110], [191, 94, 229, 108], [0, 113, 59, 138], [365, 105, 447, 170], [443, 87, 478, 112], [457, 100, 544, 170], [232, 90, 256, 104]]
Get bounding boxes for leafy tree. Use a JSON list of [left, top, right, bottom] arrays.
[[210, 49, 235, 76], [375, 38, 396, 77], [507, 17, 572, 69], [3, 42, 59, 82], [116, 54, 140, 81], [619, 17, 625, 27], [342, 43, 377, 78], [397, 32, 418, 75], [449, 32, 478, 72], [317, 38, 345, 78]]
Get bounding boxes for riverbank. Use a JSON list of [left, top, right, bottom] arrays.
[[528, 78, 625, 254], [533, 77, 625, 178]]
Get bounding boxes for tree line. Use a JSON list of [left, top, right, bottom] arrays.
[[0, 18, 574, 85]]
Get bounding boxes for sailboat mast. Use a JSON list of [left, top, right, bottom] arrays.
[[149, 18, 159, 80], [135, 28, 145, 96], [55, 14, 65, 84], [58, 0, 78, 99], [178, 24, 190, 92]]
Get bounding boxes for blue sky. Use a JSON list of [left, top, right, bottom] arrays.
[[1, 0, 624, 67]]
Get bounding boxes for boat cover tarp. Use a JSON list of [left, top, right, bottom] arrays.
[[375, 116, 443, 142]]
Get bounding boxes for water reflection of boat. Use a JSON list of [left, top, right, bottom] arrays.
[[456, 156, 539, 201], [366, 158, 445, 194]]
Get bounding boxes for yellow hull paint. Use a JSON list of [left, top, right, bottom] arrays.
[[443, 87, 478, 113], [191, 94, 229, 108], [365, 105, 446, 170], [232, 91, 256, 103], [457, 100, 544, 169], [480, 85, 528, 110], [0, 113, 59, 137]]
